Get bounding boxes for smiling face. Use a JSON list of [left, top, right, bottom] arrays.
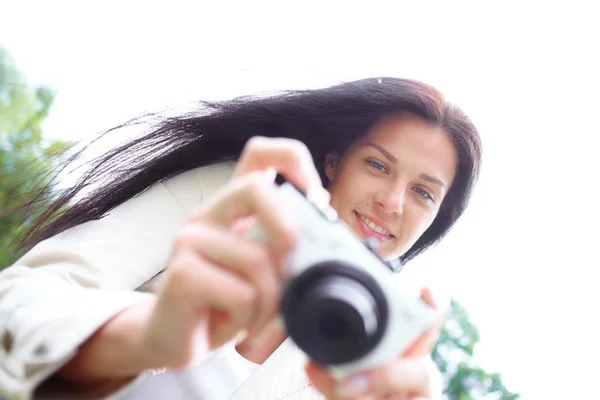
[[325, 113, 458, 260]]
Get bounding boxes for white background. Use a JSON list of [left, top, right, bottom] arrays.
[[2, 1, 599, 398]]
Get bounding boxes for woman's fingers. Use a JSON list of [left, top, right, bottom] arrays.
[[151, 136, 335, 369], [306, 357, 441, 399], [165, 249, 257, 349], [304, 362, 338, 398], [364, 356, 440, 399], [305, 287, 449, 399], [235, 136, 325, 195], [194, 171, 299, 259], [175, 169, 302, 344], [173, 223, 281, 336], [421, 286, 450, 314], [402, 287, 450, 357]]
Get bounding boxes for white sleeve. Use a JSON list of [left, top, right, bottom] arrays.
[[0, 161, 236, 400]]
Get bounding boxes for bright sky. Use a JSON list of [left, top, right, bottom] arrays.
[[2, 1, 599, 398]]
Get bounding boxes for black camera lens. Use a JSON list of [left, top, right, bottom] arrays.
[[281, 262, 388, 366], [319, 312, 346, 340]]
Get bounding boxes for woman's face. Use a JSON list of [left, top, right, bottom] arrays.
[[325, 114, 458, 260]]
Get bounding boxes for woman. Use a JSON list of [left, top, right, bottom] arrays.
[[0, 77, 482, 399]]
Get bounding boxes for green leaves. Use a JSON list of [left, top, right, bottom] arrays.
[[433, 300, 520, 399], [0, 46, 71, 269]]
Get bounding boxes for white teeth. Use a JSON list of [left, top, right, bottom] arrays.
[[359, 215, 390, 236]]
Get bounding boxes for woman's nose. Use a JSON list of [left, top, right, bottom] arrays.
[[374, 185, 406, 215]]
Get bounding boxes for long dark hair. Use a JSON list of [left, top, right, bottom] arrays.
[[15, 77, 482, 263]]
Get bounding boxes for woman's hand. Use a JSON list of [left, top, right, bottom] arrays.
[[305, 287, 449, 400], [138, 136, 328, 370]]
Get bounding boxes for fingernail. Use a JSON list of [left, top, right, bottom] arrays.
[[336, 374, 370, 398]]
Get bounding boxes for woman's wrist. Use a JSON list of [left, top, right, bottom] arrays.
[[57, 299, 158, 382]]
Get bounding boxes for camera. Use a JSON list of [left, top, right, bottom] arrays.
[[247, 182, 437, 379]]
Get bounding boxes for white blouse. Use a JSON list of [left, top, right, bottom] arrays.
[[0, 160, 318, 400], [124, 340, 261, 400]]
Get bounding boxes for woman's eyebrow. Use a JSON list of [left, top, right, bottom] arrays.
[[419, 174, 447, 189], [364, 142, 397, 163], [364, 142, 447, 189]]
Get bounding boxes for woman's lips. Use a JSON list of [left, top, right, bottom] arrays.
[[354, 211, 393, 242]]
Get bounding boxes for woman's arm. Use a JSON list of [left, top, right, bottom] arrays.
[[0, 162, 237, 399], [55, 299, 157, 382]]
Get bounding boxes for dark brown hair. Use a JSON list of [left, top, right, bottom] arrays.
[[15, 77, 482, 263]]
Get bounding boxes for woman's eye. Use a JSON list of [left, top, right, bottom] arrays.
[[366, 160, 388, 173], [413, 187, 434, 202]]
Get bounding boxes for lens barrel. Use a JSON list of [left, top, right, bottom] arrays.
[[281, 262, 388, 366]]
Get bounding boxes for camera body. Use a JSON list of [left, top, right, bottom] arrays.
[[248, 182, 437, 379]]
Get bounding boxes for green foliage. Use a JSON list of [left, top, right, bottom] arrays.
[[0, 46, 72, 269], [433, 299, 520, 399]]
